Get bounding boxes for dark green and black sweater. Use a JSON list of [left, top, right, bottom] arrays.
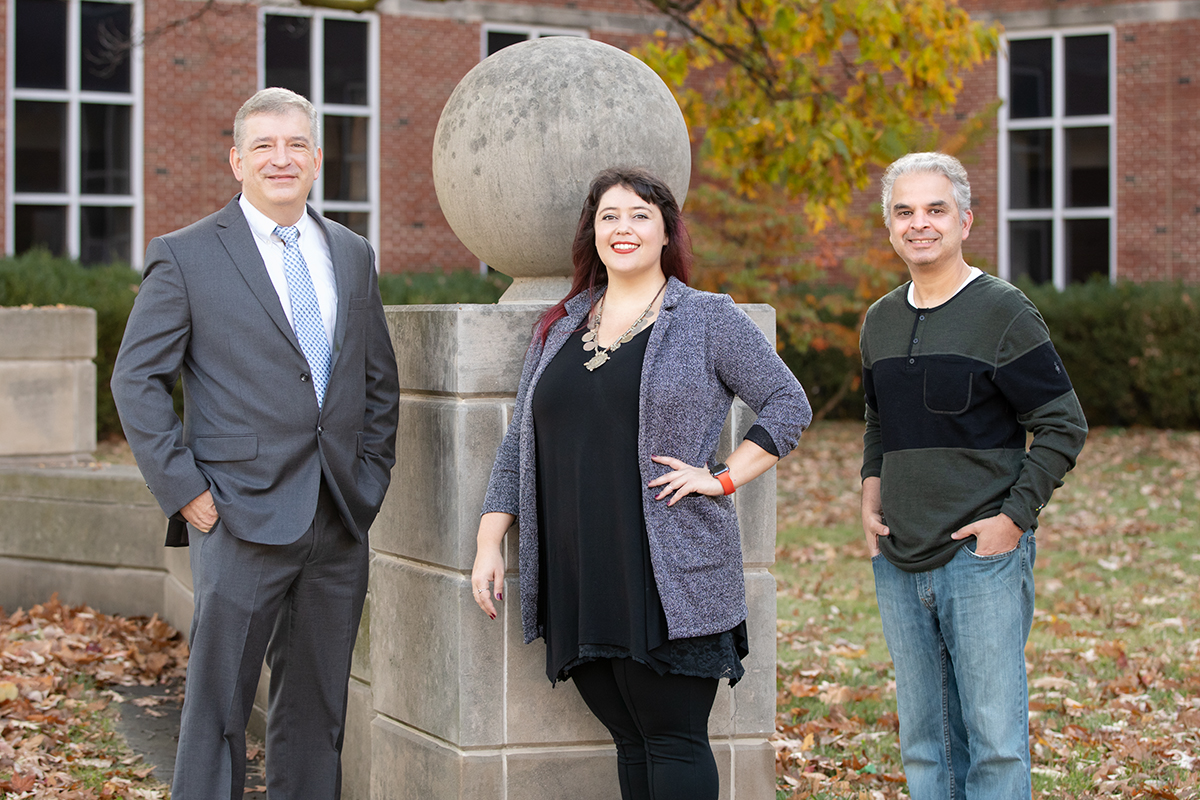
[[860, 274, 1088, 572]]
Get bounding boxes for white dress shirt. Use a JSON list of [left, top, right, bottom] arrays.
[[239, 194, 337, 352]]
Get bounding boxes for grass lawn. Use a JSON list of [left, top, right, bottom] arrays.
[[771, 421, 1200, 800]]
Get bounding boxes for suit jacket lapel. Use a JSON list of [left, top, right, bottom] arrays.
[[312, 208, 351, 375], [215, 197, 304, 354]]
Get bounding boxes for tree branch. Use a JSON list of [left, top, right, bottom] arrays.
[[85, 0, 219, 79], [642, 0, 789, 100]]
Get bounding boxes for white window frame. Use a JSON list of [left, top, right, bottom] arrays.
[[998, 27, 1117, 289], [259, 6, 380, 252], [5, 0, 144, 267], [480, 22, 589, 62]]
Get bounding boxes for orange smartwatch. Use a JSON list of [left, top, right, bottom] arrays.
[[709, 462, 735, 495]]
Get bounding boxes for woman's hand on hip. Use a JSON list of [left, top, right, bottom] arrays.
[[648, 455, 723, 506]]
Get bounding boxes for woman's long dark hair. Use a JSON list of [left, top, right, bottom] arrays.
[[534, 167, 693, 343]]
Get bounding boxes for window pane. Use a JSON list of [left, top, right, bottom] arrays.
[[265, 15, 311, 98], [15, 101, 67, 193], [1065, 34, 1109, 117], [326, 211, 370, 238], [80, 206, 132, 265], [81, 103, 132, 194], [14, 205, 67, 257], [324, 115, 368, 202], [487, 30, 529, 56], [1008, 129, 1053, 210], [1009, 220, 1053, 284], [324, 19, 368, 105], [15, 0, 67, 89], [1065, 127, 1109, 208], [1008, 38, 1052, 119], [1065, 218, 1108, 283], [81, 2, 132, 93]]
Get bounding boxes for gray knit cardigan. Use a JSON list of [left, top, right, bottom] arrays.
[[482, 277, 812, 644]]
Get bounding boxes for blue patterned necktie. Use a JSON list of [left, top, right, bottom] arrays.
[[274, 225, 331, 408]]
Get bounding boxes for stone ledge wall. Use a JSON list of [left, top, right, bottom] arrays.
[[0, 304, 781, 800], [0, 465, 169, 620], [368, 303, 780, 800], [0, 307, 97, 463]]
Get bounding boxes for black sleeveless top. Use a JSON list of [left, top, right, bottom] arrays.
[[532, 324, 748, 685]]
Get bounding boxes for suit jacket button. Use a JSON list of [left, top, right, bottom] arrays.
[[317, 426, 324, 434], [301, 373, 310, 382]]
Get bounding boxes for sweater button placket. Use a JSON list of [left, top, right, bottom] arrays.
[[907, 311, 927, 367]]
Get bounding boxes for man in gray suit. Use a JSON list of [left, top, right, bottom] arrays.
[[112, 88, 400, 800]]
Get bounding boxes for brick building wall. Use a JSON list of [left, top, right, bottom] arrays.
[[2, 0, 1195, 282], [1113, 18, 1199, 281], [132, 1, 671, 273], [944, 63, 1000, 275], [960, 0, 1199, 283], [774, 0, 1199, 287], [142, 1, 259, 243], [378, 15, 479, 272]]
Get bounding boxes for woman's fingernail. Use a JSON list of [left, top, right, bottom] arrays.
[[490, 613, 496, 620], [497, 593, 503, 601]]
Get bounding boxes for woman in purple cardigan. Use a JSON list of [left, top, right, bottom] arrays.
[[472, 167, 811, 800]]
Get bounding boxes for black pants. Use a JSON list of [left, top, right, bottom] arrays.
[[570, 658, 719, 800]]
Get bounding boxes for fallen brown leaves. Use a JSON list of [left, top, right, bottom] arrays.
[[1, 595, 187, 798], [773, 423, 1200, 799]]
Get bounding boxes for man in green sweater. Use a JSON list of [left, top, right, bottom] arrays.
[[860, 152, 1087, 799]]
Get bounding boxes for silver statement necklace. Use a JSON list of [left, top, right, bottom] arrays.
[[582, 280, 668, 371]]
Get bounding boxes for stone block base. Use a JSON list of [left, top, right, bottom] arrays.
[[0, 556, 164, 619], [0, 307, 97, 460]]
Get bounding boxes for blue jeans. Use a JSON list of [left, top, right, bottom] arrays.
[[872, 531, 1036, 800]]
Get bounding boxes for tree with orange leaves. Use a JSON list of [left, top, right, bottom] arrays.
[[635, 0, 1000, 417]]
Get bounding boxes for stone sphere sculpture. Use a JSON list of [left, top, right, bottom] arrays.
[[432, 37, 691, 301]]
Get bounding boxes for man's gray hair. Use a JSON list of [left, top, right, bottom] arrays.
[[233, 88, 320, 153], [880, 152, 971, 227]]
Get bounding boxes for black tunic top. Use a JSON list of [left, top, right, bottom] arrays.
[[532, 324, 748, 685]]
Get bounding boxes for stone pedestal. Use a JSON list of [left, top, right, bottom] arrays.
[[0, 307, 97, 463], [364, 303, 778, 800]]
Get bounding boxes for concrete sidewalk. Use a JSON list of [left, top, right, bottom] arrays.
[[110, 679, 266, 799]]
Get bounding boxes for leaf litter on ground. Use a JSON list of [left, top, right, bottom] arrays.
[[0, 595, 187, 798], [772, 422, 1200, 799], [6, 426, 1199, 799]]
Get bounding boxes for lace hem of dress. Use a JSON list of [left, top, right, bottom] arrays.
[[556, 631, 747, 687]]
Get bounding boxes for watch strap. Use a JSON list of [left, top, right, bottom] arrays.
[[709, 462, 735, 495]]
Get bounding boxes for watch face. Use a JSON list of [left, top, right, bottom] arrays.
[[710, 462, 730, 476]]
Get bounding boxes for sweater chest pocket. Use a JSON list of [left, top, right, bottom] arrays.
[[922, 365, 973, 415]]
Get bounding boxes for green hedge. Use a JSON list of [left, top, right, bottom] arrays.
[[4, 251, 1198, 437], [378, 269, 509, 305], [0, 254, 509, 439], [1020, 279, 1200, 429], [0, 251, 140, 439], [782, 278, 1200, 429]]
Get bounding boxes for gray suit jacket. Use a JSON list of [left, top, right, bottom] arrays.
[[113, 196, 400, 547], [482, 277, 811, 642]]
